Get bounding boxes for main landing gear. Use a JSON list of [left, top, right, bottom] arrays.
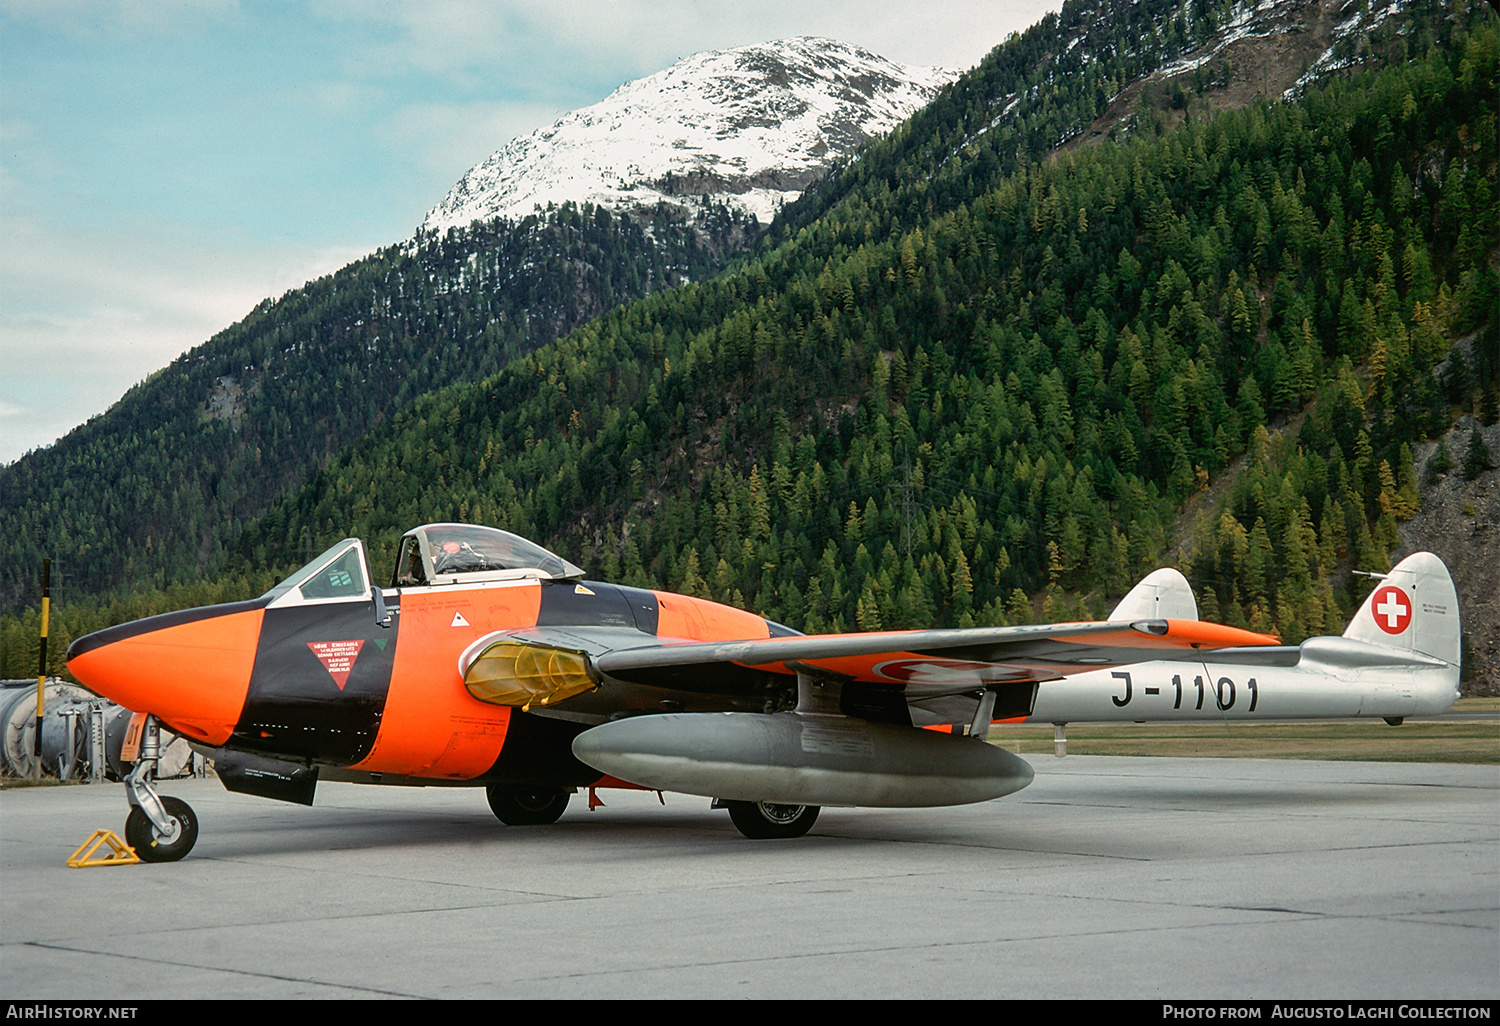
[[486, 785, 571, 825], [482, 785, 819, 838], [722, 800, 820, 839], [123, 715, 199, 862]]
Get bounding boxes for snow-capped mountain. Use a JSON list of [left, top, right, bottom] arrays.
[[420, 37, 955, 234]]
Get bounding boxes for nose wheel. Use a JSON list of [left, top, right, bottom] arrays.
[[125, 796, 199, 862], [122, 714, 199, 862]]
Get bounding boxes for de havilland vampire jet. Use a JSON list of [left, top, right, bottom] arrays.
[[65, 523, 1461, 860]]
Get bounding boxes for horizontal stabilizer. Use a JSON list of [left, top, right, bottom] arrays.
[[1199, 645, 1303, 667]]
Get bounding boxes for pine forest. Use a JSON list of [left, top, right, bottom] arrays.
[[2, 0, 1496, 687]]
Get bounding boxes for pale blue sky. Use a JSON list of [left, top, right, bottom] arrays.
[[0, 0, 1060, 464]]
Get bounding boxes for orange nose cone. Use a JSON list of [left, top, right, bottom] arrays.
[[67, 605, 263, 746]]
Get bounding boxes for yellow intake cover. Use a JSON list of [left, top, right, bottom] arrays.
[[464, 641, 595, 709]]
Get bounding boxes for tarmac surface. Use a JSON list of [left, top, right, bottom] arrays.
[[2, 755, 1496, 1000]]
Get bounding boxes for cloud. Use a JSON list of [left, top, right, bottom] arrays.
[[310, 0, 662, 86], [0, 205, 368, 464], [377, 98, 574, 182], [0, 0, 241, 40], [306, 0, 1060, 85]]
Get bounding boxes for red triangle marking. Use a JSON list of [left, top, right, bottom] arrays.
[[307, 640, 366, 690]]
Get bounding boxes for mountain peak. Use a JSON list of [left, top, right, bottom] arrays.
[[419, 37, 955, 234]]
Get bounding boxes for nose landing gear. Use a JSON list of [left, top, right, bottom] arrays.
[[122, 715, 199, 862]]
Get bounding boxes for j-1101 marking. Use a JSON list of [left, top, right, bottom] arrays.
[[1108, 671, 1259, 711]]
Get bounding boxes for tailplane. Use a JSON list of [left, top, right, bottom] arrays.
[[1343, 551, 1461, 668]]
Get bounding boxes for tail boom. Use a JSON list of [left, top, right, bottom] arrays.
[[1026, 552, 1460, 724]]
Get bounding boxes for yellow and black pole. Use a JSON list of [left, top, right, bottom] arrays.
[[35, 558, 50, 776]]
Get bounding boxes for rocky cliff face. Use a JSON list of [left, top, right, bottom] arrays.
[[1400, 417, 1500, 693]]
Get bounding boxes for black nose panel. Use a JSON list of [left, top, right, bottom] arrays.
[[233, 600, 397, 764]]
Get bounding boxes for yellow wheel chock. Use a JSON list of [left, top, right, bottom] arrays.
[[68, 829, 140, 867]]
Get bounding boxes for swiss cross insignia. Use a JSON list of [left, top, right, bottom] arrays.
[[1370, 586, 1412, 635]]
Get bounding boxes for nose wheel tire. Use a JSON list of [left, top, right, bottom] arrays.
[[125, 796, 199, 862], [486, 786, 570, 825], [724, 800, 820, 839]]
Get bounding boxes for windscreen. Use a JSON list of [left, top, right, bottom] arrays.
[[262, 539, 369, 601]]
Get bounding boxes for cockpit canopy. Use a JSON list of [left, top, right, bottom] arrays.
[[391, 523, 584, 587]]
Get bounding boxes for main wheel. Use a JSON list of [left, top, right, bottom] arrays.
[[486, 786, 569, 825], [724, 800, 820, 839], [125, 796, 199, 863]]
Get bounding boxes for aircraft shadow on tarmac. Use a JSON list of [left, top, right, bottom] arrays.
[[133, 776, 1444, 862], [186, 800, 857, 860]]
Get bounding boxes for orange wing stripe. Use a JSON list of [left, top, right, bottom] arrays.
[[1054, 621, 1279, 648]]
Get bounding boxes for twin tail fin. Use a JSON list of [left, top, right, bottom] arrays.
[[1342, 551, 1461, 668]]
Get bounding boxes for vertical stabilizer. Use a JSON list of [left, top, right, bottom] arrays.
[[1343, 552, 1461, 667], [1109, 568, 1199, 621]]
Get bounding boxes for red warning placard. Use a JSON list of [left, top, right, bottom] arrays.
[[307, 640, 365, 689]]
